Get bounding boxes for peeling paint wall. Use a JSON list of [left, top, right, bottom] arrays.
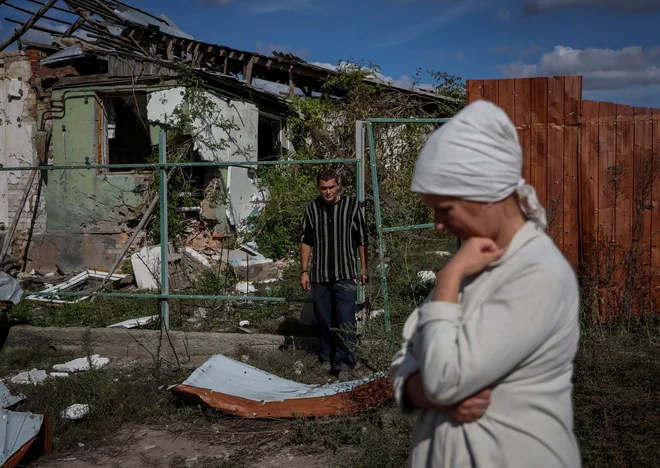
[[27, 88, 151, 271], [0, 52, 47, 259]]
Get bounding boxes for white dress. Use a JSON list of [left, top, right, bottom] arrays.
[[391, 222, 582, 468]]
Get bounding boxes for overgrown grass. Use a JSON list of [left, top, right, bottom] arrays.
[[0, 348, 190, 451]]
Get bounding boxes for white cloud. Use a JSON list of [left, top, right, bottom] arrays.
[[524, 0, 660, 13], [251, 0, 324, 14], [497, 45, 660, 90]]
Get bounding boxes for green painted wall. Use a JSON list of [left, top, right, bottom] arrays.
[[46, 89, 150, 233]]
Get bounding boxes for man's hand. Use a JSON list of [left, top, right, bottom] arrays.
[[359, 270, 368, 286], [300, 272, 311, 292]]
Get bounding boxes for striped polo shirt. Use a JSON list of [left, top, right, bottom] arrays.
[[301, 195, 368, 283]]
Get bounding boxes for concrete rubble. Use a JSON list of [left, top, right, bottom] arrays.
[[131, 244, 212, 290], [52, 355, 110, 373], [61, 404, 90, 420], [417, 271, 437, 284], [9, 369, 48, 386], [107, 315, 158, 329]]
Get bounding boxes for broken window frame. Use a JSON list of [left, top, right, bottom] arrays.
[[257, 111, 289, 160], [95, 91, 153, 176]]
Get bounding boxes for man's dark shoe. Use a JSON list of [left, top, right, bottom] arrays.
[[320, 361, 332, 373]]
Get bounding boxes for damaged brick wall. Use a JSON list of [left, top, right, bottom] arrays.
[[0, 51, 48, 264]]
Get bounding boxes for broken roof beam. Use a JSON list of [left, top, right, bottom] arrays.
[[26, 0, 76, 16], [0, 0, 60, 51], [3, 17, 64, 41], [66, 0, 124, 22], [64, 14, 85, 35], [4, 1, 74, 25]]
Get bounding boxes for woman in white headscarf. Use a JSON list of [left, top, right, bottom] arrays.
[[391, 100, 581, 468]]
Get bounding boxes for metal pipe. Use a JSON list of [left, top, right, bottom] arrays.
[[367, 118, 451, 124], [367, 121, 391, 330], [383, 223, 434, 233], [159, 131, 170, 331], [355, 120, 365, 304], [0, 158, 360, 171], [26, 290, 308, 302]]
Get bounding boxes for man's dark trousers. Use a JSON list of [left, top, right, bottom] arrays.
[[311, 279, 357, 368]]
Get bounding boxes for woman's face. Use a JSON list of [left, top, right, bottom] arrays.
[[421, 194, 488, 239]]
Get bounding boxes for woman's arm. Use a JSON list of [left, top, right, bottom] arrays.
[[415, 259, 565, 406]]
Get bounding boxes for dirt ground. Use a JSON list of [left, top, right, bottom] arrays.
[[34, 423, 335, 468]]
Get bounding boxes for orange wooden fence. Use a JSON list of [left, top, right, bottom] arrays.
[[466, 77, 660, 316]]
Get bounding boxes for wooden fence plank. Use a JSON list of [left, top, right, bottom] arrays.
[[530, 77, 549, 215], [580, 101, 600, 264], [651, 109, 660, 309], [615, 105, 635, 313], [482, 79, 498, 104], [564, 76, 582, 126], [497, 79, 515, 123], [547, 76, 565, 248], [466, 80, 483, 104], [598, 102, 618, 317], [633, 107, 653, 312], [514, 78, 532, 183], [563, 77, 581, 269]]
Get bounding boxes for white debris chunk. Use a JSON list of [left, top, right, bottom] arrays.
[[417, 271, 437, 284], [53, 355, 110, 373], [107, 315, 158, 329], [239, 320, 250, 327], [234, 282, 256, 294], [293, 361, 304, 376], [9, 369, 48, 385], [184, 247, 212, 268], [61, 404, 90, 420], [370, 309, 385, 319], [49, 372, 69, 378]]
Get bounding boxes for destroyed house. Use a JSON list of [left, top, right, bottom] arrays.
[[0, 0, 454, 273]]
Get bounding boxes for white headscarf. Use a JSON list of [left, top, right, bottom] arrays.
[[411, 100, 547, 230]]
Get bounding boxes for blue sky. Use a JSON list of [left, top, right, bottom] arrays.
[[2, 0, 660, 106]]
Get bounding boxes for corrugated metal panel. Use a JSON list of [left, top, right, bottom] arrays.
[[0, 383, 24, 409], [114, 5, 194, 40], [40, 45, 84, 65], [180, 354, 385, 403], [0, 410, 43, 465]]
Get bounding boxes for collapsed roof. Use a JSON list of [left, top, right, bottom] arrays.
[[0, 0, 458, 105]]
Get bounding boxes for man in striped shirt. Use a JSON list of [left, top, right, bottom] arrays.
[[300, 170, 368, 375]]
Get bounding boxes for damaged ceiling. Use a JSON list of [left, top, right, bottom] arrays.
[[0, 0, 458, 104]]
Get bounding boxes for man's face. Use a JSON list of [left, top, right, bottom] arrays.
[[318, 178, 340, 204]]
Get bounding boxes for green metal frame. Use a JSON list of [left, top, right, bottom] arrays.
[[2, 136, 362, 329], [366, 117, 451, 330]]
